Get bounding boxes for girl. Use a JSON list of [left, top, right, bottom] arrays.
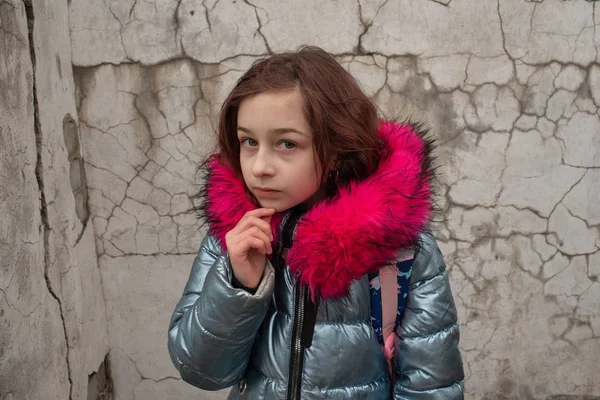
[[168, 47, 464, 399]]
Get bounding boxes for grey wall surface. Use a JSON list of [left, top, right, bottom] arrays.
[[1, 1, 109, 399], [1, 0, 599, 399]]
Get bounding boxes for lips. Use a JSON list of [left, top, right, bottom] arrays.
[[254, 187, 280, 197]]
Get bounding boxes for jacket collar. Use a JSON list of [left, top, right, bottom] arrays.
[[198, 121, 435, 299]]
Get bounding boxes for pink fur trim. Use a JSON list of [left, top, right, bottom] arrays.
[[200, 121, 433, 299]]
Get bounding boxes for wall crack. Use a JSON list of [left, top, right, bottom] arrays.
[[24, 0, 73, 398]]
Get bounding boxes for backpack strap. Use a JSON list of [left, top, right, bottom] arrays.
[[394, 254, 413, 329], [369, 251, 414, 375], [367, 271, 384, 344]]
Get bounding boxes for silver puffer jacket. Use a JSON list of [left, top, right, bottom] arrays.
[[168, 122, 464, 399]]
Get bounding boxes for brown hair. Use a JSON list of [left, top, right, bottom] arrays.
[[217, 46, 383, 193]]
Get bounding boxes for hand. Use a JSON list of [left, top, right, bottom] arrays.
[[225, 208, 276, 290]]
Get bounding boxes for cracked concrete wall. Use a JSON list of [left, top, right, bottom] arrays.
[[67, 0, 600, 399], [0, 2, 70, 399], [1, 0, 110, 400]]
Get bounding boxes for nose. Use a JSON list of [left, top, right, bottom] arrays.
[[252, 148, 276, 177]]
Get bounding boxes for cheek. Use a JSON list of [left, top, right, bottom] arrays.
[[295, 159, 321, 192], [239, 156, 253, 183], [240, 156, 249, 172]]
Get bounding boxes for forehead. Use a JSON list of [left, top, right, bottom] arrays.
[[237, 89, 310, 132]]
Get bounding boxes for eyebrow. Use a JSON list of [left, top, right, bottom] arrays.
[[237, 126, 309, 137]]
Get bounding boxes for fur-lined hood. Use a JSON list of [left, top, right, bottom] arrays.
[[197, 121, 435, 300]]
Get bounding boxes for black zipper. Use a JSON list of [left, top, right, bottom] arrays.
[[287, 281, 318, 400], [287, 281, 307, 400], [280, 209, 318, 400]]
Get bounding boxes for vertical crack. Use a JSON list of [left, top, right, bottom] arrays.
[[128, 0, 137, 20], [357, 0, 389, 54], [243, 0, 272, 54], [496, 0, 510, 59], [106, 0, 129, 62], [201, 0, 212, 33], [174, 0, 188, 57], [357, 0, 367, 54], [24, 0, 73, 398]]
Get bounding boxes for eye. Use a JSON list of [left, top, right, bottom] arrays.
[[241, 138, 258, 147], [278, 141, 296, 150]]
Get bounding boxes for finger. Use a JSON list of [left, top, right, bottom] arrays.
[[240, 227, 272, 255], [244, 208, 276, 220], [230, 209, 274, 235], [237, 216, 273, 240], [229, 208, 276, 245], [240, 235, 268, 256]]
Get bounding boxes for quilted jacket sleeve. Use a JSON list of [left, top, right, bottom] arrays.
[[167, 234, 275, 390], [393, 232, 465, 399]]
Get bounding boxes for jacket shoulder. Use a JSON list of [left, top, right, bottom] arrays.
[[411, 232, 446, 284], [198, 232, 225, 258]]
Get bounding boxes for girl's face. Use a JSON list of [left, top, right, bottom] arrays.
[[237, 89, 322, 212]]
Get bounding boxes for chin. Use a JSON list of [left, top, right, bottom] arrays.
[[257, 198, 303, 213], [256, 199, 287, 213]]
